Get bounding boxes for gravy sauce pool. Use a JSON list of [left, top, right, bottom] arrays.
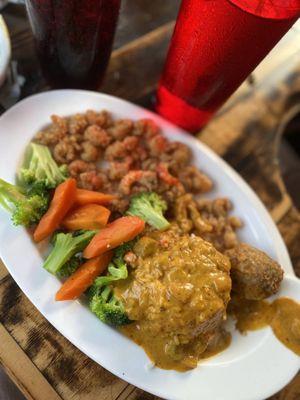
[[120, 324, 231, 371], [230, 297, 300, 356]]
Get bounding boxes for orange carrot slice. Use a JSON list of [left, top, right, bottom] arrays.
[[55, 252, 112, 301], [74, 189, 117, 206], [33, 178, 77, 242], [62, 204, 111, 231], [83, 216, 145, 259]]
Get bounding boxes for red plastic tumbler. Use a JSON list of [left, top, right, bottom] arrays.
[[156, 0, 300, 132]]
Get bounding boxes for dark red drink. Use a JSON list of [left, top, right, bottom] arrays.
[[156, 0, 300, 132], [25, 0, 121, 89]]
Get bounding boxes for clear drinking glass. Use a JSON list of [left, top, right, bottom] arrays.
[[25, 0, 121, 89]]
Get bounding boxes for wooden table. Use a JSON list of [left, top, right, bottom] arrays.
[[1, 2, 300, 400]]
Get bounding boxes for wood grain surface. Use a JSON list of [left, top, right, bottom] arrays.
[[0, 3, 300, 400]]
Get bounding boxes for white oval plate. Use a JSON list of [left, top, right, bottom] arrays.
[[0, 90, 299, 400]]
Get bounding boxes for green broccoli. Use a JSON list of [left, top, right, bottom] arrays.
[[126, 192, 170, 231], [90, 286, 130, 326], [0, 178, 48, 226], [19, 143, 68, 190], [93, 241, 133, 287], [43, 230, 96, 275], [88, 242, 135, 327], [26, 180, 51, 198], [56, 256, 81, 278]]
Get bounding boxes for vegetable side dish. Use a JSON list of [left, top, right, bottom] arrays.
[[1, 110, 299, 371]]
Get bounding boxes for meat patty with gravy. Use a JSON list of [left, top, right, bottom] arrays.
[[226, 243, 284, 300], [114, 232, 232, 371]]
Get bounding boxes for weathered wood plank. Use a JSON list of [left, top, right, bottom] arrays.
[[114, 0, 180, 50], [121, 387, 159, 400], [0, 324, 62, 400], [199, 97, 284, 211], [0, 260, 9, 280], [102, 21, 174, 101]]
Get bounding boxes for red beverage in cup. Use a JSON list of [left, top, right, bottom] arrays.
[[25, 0, 121, 89], [156, 0, 300, 132]]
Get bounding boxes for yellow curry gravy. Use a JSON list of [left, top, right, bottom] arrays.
[[114, 233, 232, 371], [229, 296, 300, 356]]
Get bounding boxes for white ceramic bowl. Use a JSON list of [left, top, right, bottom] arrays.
[[0, 90, 299, 400]]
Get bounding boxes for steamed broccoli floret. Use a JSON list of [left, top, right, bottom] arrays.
[[90, 286, 130, 326], [26, 180, 51, 198], [19, 143, 68, 190], [126, 192, 170, 231], [43, 230, 96, 275], [88, 242, 135, 327], [93, 240, 135, 287], [56, 256, 81, 278], [0, 178, 48, 226]]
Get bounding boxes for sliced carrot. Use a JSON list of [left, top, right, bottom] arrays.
[[62, 204, 110, 231], [74, 189, 117, 206], [55, 252, 112, 301], [33, 178, 77, 242], [83, 216, 145, 259]]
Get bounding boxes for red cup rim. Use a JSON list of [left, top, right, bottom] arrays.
[[228, 0, 300, 19]]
